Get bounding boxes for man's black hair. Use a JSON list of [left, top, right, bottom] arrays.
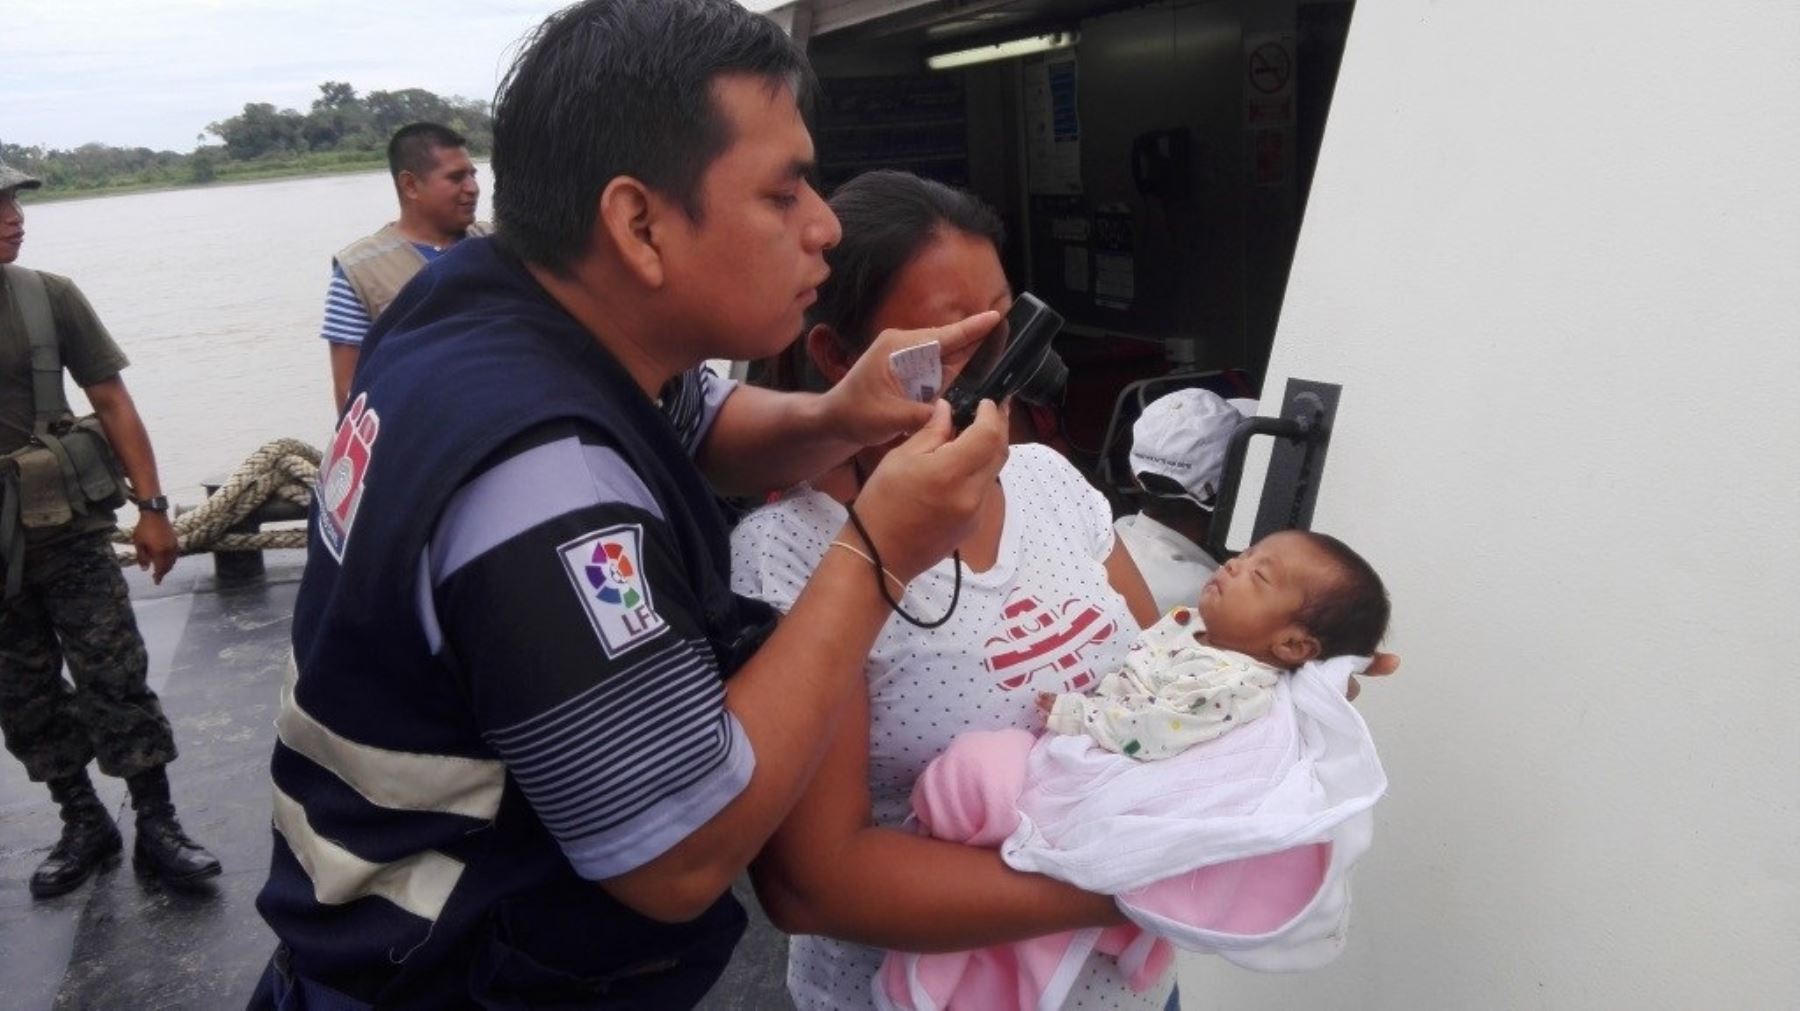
[[807, 170, 1005, 353], [1294, 531, 1391, 658], [492, 0, 814, 273], [387, 122, 467, 181]]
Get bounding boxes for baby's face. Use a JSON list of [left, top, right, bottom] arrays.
[[1197, 531, 1335, 663]]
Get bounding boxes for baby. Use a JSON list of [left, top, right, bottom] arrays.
[[877, 530, 1391, 1011], [1042, 529, 1390, 760]]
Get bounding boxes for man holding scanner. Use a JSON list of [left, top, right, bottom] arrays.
[[251, 1, 1010, 1008]]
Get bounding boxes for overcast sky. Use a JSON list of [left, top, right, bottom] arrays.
[[3, 0, 566, 153]]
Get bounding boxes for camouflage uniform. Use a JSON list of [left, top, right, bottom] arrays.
[[2, 250, 171, 784], [0, 530, 176, 783], [2, 163, 217, 897]]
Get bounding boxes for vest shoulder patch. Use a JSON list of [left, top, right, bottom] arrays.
[[318, 392, 380, 562], [557, 523, 669, 658]]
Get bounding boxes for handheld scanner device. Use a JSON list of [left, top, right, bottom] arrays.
[[944, 292, 1066, 431]]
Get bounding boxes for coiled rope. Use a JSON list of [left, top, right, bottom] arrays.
[[112, 438, 319, 565]]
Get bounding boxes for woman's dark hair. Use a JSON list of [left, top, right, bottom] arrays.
[[811, 170, 1004, 351], [492, 0, 814, 273], [756, 170, 1004, 392], [1295, 531, 1391, 658]]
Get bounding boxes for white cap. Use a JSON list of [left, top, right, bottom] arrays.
[[1128, 389, 1257, 508]]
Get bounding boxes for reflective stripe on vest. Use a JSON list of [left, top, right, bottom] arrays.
[[276, 656, 506, 820], [272, 654, 505, 922], [270, 786, 466, 921]]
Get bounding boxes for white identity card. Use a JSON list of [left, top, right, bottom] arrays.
[[888, 340, 943, 403]]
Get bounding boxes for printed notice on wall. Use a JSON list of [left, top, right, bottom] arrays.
[[1092, 207, 1134, 310], [1025, 57, 1082, 195], [1063, 245, 1090, 293], [1094, 253, 1134, 310]]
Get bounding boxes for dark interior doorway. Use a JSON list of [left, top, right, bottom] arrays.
[[800, 0, 1356, 493]]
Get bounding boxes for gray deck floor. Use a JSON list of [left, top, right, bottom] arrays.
[[0, 552, 793, 1010]]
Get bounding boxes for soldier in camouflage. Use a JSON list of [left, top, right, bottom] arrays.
[[0, 159, 219, 897]]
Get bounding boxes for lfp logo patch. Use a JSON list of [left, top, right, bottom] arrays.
[[558, 524, 668, 658]]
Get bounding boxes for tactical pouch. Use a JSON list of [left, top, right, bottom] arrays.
[[5, 442, 75, 529], [51, 414, 129, 514], [0, 415, 126, 525]]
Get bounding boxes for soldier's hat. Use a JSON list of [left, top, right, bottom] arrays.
[[0, 157, 43, 195]]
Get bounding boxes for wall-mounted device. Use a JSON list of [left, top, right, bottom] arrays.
[[1131, 128, 1192, 201]]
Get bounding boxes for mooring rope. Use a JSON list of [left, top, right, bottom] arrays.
[[112, 438, 319, 565]]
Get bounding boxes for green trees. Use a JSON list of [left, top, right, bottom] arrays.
[[208, 102, 307, 160], [304, 81, 368, 152], [0, 141, 189, 192], [204, 83, 491, 161], [4, 81, 493, 198]]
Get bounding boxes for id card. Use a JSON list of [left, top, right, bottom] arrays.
[[888, 340, 943, 403]]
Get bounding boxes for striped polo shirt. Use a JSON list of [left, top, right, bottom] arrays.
[[317, 243, 444, 347]]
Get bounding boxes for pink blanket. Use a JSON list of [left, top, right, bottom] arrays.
[[875, 728, 1328, 1011]]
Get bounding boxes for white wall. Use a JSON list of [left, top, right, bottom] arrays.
[[1178, 1, 1800, 1007]]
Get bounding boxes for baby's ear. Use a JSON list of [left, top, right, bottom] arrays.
[[1272, 626, 1321, 668]]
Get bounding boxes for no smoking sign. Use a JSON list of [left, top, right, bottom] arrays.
[[1248, 41, 1293, 95]]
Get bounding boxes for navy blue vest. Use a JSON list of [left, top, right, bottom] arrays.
[[258, 238, 756, 1008]]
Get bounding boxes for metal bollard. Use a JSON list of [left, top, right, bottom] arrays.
[[200, 477, 307, 582]]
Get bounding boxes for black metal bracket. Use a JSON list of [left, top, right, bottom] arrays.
[[1204, 379, 1341, 561]]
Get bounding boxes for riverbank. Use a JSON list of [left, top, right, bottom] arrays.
[[17, 147, 481, 205], [19, 154, 386, 204]]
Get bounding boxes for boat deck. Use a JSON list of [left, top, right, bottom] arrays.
[[0, 554, 792, 1009]]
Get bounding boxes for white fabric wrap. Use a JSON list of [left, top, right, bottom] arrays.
[[1000, 654, 1389, 971]]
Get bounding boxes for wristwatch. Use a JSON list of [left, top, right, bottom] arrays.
[[133, 495, 170, 514]]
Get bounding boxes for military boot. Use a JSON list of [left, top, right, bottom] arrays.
[[30, 772, 124, 899], [125, 766, 221, 888]]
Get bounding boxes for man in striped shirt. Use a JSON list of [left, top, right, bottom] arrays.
[[319, 122, 483, 410]]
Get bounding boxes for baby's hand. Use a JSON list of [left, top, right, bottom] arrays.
[[1035, 692, 1057, 716]]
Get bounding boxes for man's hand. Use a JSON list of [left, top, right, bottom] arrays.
[[817, 312, 1001, 448], [1347, 651, 1400, 702], [133, 510, 178, 584], [849, 398, 1009, 583], [83, 376, 176, 583]]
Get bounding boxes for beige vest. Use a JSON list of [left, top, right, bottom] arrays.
[[334, 221, 491, 321]]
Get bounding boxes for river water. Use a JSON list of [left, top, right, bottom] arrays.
[[19, 166, 492, 513]]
